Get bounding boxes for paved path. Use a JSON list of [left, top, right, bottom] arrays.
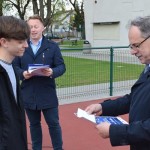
[[57, 79, 136, 105]]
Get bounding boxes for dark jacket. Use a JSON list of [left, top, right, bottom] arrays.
[[101, 70, 150, 150], [0, 65, 27, 150], [13, 36, 66, 110]]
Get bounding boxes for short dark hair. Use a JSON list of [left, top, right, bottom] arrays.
[[0, 16, 30, 40], [27, 14, 44, 25]]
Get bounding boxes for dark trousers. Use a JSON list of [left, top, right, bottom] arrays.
[[26, 107, 63, 150]]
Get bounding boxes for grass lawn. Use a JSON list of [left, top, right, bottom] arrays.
[[56, 56, 144, 88], [60, 40, 84, 51]]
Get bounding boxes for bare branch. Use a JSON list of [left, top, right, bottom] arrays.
[[23, 0, 31, 17]]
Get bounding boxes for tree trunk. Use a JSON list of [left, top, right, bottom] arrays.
[[44, 0, 51, 27], [39, 0, 44, 19], [32, 0, 39, 15], [0, 0, 3, 16]]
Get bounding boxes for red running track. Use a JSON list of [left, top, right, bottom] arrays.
[[27, 98, 129, 150]]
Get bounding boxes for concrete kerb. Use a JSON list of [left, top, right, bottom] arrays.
[[57, 80, 136, 105]]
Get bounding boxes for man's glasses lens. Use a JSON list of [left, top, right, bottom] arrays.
[[129, 35, 150, 49]]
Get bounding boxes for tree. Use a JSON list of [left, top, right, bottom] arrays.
[[32, 0, 39, 15], [68, 0, 85, 39], [0, 0, 4, 16], [2, 0, 65, 26], [32, 0, 67, 27], [32, 0, 69, 37], [1, 0, 72, 37], [3, 0, 30, 19]]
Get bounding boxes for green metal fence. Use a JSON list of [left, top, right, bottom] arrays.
[[56, 46, 144, 102]]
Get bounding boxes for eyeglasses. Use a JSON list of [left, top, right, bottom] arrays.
[[129, 35, 150, 49]]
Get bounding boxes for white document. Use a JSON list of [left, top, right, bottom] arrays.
[[28, 64, 49, 76], [75, 108, 96, 123]]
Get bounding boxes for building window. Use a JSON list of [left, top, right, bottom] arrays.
[[93, 22, 120, 40]]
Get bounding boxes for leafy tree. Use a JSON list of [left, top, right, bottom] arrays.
[[32, 0, 51, 27], [68, 0, 85, 39], [32, 0, 67, 27], [2, 0, 67, 26], [31, 0, 69, 37], [1, 0, 74, 37]]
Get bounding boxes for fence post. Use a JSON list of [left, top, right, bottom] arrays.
[[109, 47, 114, 96]]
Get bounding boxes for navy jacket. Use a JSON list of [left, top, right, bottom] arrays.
[[101, 70, 150, 150], [13, 36, 66, 110], [0, 65, 27, 150]]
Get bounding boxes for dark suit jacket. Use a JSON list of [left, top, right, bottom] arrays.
[[0, 65, 27, 150], [13, 36, 66, 110], [101, 70, 150, 150]]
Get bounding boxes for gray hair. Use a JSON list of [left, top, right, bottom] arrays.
[[129, 16, 150, 38]]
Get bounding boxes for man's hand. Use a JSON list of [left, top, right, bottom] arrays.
[[23, 71, 33, 79], [40, 68, 53, 77], [85, 104, 102, 116], [96, 122, 110, 138]]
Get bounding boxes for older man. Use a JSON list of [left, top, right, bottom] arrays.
[[85, 16, 150, 150]]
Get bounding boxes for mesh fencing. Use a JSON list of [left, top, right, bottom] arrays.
[[56, 47, 144, 103]]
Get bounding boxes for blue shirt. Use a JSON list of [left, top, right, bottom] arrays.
[[30, 38, 43, 55]]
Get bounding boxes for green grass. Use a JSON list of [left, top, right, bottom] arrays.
[[60, 40, 84, 51], [56, 56, 144, 88], [61, 40, 84, 46]]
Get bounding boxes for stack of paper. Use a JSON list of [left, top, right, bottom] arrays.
[[75, 108, 128, 125], [28, 64, 49, 76]]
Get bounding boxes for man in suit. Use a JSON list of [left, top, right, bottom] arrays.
[[14, 15, 66, 150], [0, 16, 30, 150], [85, 16, 150, 150]]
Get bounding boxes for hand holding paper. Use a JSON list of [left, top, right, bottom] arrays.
[[75, 108, 128, 125], [28, 64, 50, 76], [85, 104, 102, 116]]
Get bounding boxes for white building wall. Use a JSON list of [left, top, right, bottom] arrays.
[[84, 0, 94, 44], [84, 0, 150, 47]]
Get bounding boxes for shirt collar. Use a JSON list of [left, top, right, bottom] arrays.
[[30, 37, 43, 46]]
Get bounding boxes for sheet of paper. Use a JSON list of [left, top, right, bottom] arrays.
[[75, 108, 96, 123], [28, 64, 49, 76], [28, 64, 49, 72]]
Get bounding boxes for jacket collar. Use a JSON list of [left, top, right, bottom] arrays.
[[133, 70, 150, 86], [26, 36, 50, 58]]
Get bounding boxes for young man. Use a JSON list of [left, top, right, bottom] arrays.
[[14, 15, 66, 150], [85, 16, 150, 150], [0, 16, 30, 150]]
